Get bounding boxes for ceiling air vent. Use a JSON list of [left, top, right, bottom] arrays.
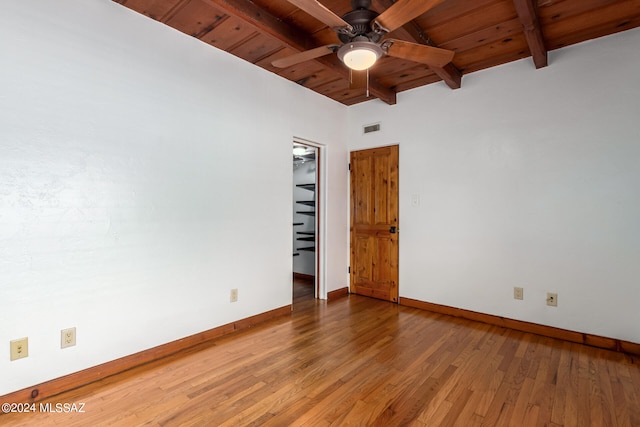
[[363, 122, 381, 134]]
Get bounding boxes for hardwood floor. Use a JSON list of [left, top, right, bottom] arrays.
[[2, 283, 639, 426], [293, 277, 315, 306]]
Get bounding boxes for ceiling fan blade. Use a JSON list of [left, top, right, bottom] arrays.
[[285, 0, 353, 32], [272, 45, 339, 68], [385, 39, 454, 68], [375, 0, 445, 33]]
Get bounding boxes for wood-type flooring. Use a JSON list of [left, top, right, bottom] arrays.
[[2, 279, 639, 426]]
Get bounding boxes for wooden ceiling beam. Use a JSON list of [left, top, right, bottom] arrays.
[[401, 21, 461, 89], [202, 0, 310, 52], [512, 0, 548, 68], [203, 0, 397, 105], [430, 63, 462, 89], [372, 0, 461, 89]]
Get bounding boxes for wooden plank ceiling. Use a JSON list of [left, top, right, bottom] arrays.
[[114, 0, 640, 105]]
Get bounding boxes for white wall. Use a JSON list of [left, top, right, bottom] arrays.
[[0, 0, 349, 395], [347, 27, 640, 343]]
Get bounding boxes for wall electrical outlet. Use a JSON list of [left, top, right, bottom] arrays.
[[10, 337, 29, 361], [61, 327, 76, 349], [230, 288, 238, 303], [514, 287, 524, 300], [546, 292, 558, 307]]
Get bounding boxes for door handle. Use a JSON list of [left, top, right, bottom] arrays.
[[390, 226, 397, 234]]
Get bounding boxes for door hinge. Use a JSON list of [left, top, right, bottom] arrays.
[[348, 266, 351, 273], [348, 163, 351, 171]]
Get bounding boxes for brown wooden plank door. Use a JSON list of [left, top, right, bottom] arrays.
[[350, 145, 399, 302]]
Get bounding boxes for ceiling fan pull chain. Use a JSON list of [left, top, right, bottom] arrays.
[[366, 68, 370, 97]]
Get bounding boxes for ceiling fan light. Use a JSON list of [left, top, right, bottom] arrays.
[[338, 42, 383, 71], [293, 146, 307, 155], [343, 49, 377, 70]]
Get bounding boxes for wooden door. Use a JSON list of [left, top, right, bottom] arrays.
[[350, 145, 399, 302]]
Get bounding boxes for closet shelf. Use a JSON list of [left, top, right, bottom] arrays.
[[296, 184, 315, 191], [294, 176, 315, 255]]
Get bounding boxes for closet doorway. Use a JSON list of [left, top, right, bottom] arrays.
[[292, 141, 321, 305]]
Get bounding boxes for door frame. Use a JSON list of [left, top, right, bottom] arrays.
[[293, 137, 326, 299]]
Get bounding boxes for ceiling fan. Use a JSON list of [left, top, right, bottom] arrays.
[[272, 0, 454, 84]]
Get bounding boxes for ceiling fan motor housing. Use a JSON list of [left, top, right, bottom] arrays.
[[339, 2, 382, 43], [351, 0, 370, 9]]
